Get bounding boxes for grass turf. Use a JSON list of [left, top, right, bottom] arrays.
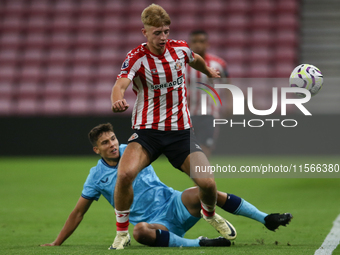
[[1, 155, 340, 255]]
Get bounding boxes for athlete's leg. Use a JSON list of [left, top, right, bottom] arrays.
[[181, 187, 292, 231], [112, 142, 150, 249], [133, 222, 229, 247], [181, 151, 218, 218]]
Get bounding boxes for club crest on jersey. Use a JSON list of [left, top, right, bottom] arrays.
[[151, 68, 158, 75], [128, 133, 138, 142], [174, 59, 183, 71], [122, 58, 129, 69]]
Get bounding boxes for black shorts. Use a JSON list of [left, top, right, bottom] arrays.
[[191, 115, 215, 147], [127, 128, 202, 171]]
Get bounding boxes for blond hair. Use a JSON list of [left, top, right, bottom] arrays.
[[141, 4, 171, 27]]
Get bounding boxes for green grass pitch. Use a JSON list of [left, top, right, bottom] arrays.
[[1, 155, 340, 255]]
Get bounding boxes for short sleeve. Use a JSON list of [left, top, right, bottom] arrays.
[[81, 173, 101, 201]]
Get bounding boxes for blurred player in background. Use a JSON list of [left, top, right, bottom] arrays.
[[40, 123, 292, 249], [110, 4, 233, 249], [187, 30, 231, 158]]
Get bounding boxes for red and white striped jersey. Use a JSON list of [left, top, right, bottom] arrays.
[[186, 53, 228, 118], [117, 39, 195, 131]]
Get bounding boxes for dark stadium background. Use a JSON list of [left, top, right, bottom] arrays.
[[0, 0, 339, 156]]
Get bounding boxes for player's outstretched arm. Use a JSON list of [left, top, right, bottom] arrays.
[[40, 197, 93, 246], [189, 53, 220, 78], [111, 77, 131, 113]]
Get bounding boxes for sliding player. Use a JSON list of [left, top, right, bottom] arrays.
[[41, 123, 292, 249]]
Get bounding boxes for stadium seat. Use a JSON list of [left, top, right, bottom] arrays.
[[223, 31, 248, 47], [69, 66, 94, 83], [24, 33, 47, 49], [46, 49, 69, 66], [72, 49, 94, 66], [19, 66, 42, 83], [50, 15, 74, 33], [0, 98, 13, 116], [0, 49, 18, 66], [44, 65, 68, 83], [68, 82, 90, 98], [224, 15, 249, 31], [225, 0, 250, 14], [93, 82, 113, 98], [100, 33, 123, 48], [28, 0, 53, 16], [275, 14, 299, 30], [178, 1, 201, 15], [0, 33, 22, 49], [76, 15, 99, 33], [276, 0, 299, 14], [251, 0, 275, 14], [101, 16, 125, 33], [92, 98, 113, 115], [275, 30, 299, 47], [53, 1, 77, 15], [249, 47, 272, 63], [202, 0, 226, 15], [249, 15, 274, 31], [102, 0, 126, 16], [0, 83, 14, 99], [227, 64, 247, 78], [49, 33, 73, 49], [249, 64, 272, 78], [15, 98, 40, 115], [223, 47, 246, 63], [201, 15, 223, 31], [42, 82, 65, 98], [249, 30, 274, 46], [21, 49, 46, 66], [41, 97, 65, 115], [74, 33, 98, 48], [0, 66, 17, 83], [172, 15, 198, 32], [1, 15, 23, 33], [24, 15, 49, 33], [273, 47, 297, 63], [273, 62, 295, 78], [67, 98, 91, 115], [16, 83, 42, 99], [78, 1, 101, 16], [4, 0, 28, 16]]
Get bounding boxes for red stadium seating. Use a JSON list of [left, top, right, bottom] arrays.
[[0, 0, 300, 116]]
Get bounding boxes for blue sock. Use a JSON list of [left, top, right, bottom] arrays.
[[222, 194, 268, 224], [169, 232, 200, 247], [154, 229, 199, 247]]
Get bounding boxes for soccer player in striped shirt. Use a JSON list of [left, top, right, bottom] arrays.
[[187, 30, 231, 158], [110, 4, 232, 249]]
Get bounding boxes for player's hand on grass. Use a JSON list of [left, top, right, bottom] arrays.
[[207, 67, 220, 79], [112, 99, 129, 112]]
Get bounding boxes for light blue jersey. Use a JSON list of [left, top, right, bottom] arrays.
[[81, 144, 200, 237]]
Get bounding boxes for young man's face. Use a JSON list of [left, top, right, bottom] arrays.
[[189, 33, 208, 57], [142, 25, 170, 54], [93, 131, 120, 164]]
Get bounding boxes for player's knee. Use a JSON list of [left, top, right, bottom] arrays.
[[133, 222, 149, 243], [117, 170, 136, 186], [199, 179, 216, 193]]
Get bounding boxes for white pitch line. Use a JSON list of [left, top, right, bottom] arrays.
[[314, 214, 340, 255]]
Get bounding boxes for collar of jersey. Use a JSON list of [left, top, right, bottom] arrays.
[[101, 158, 119, 169], [142, 42, 167, 57]]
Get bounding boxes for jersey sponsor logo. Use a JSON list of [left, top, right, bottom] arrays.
[[128, 133, 138, 141], [100, 177, 109, 183], [151, 75, 183, 90], [122, 58, 129, 69]]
